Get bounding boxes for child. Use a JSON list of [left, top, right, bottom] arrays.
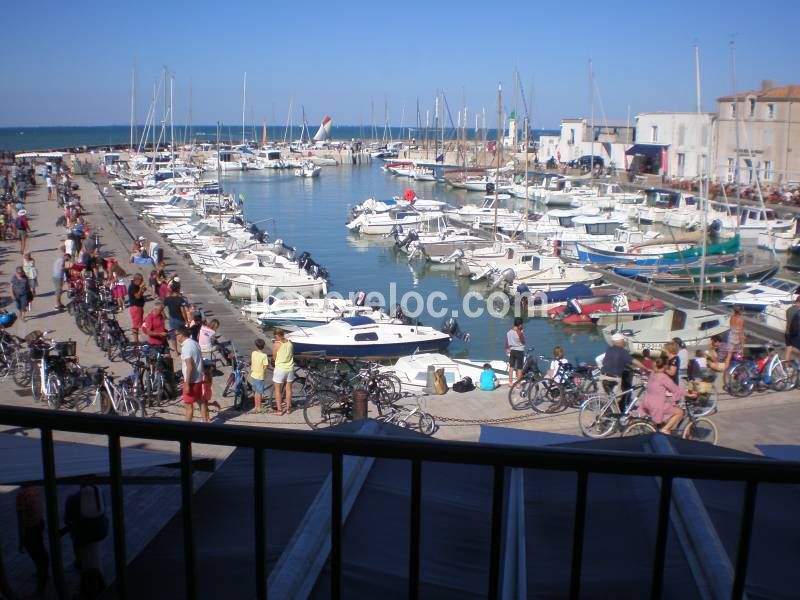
[[546, 346, 569, 383], [22, 253, 37, 311], [641, 348, 653, 371], [201, 360, 220, 420], [109, 262, 128, 310], [479, 363, 498, 391]]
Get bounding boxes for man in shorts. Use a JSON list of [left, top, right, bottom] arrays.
[[177, 327, 204, 421], [128, 273, 146, 344], [272, 329, 295, 415], [506, 317, 526, 387]]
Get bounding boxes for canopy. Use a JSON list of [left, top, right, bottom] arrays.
[[625, 144, 668, 160], [14, 151, 66, 160]]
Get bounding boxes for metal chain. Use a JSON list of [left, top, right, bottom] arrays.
[[429, 409, 578, 425]]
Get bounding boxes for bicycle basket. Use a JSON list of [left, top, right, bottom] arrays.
[[55, 341, 77, 357], [29, 346, 46, 360], [24, 330, 43, 344]]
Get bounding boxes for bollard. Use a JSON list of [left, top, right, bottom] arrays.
[[424, 365, 436, 395], [352, 387, 369, 420]]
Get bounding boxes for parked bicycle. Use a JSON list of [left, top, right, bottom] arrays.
[[725, 346, 797, 397], [376, 393, 435, 435], [529, 360, 598, 414], [92, 366, 145, 417]]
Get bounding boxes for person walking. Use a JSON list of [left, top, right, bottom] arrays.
[[784, 294, 800, 362], [22, 253, 38, 312], [10, 266, 32, 321], [16, 485, 49, 594], [176, 326, 203, 421], [164, 282, 189, 357], [14, 208, 30, 255], [127, 274, 146, 345], [505, 317, 526, 387], [53, 252, 69, 310], [272, 329, 295, 415], [724, 305, 746, 369], [250, 339, 270, 414]]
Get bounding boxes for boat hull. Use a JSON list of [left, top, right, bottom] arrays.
[[291, 337, 450, 359]]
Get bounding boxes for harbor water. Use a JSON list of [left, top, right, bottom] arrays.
[[222, 162, 612, 364]]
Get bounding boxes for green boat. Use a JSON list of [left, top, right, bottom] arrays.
[[660, 235, 740, 260]]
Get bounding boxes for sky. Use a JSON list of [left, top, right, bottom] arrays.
[[1, 0, 798, 128]]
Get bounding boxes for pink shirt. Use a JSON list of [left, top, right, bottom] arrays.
[[639, 372, 686, 425]]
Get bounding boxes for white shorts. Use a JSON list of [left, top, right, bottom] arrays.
[[272, 368, 295, 384]]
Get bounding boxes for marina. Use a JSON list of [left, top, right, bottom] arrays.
[[2, 7, 800, 597]]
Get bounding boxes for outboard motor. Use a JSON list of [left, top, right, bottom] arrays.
[[353, 291, 366, 307], [708, 219, 722, 235], [397, 229, 419, 250], [383, 224, 404, 241], [440, 318, 470, 342], [297, 252, 328, 280], [391, 303, 412, 325], [213, 279, 233, 293], [454, 257, 472, 278], [439, 248, 464, 264]]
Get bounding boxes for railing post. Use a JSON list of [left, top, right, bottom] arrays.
[[108, 434, 128, 600], [487, 465, 505, 599], [179, 440, 196, 600], [731, 480, 758, 599], [331, 452, 343, 600], [408, 459, 422, 600], [569, 470, 588, 600], [254, 447, 267, 600], [649, 476, 673, 599], [40, 427, 67, 599]]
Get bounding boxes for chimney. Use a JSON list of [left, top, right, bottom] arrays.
[[761, 79, 776, 91]]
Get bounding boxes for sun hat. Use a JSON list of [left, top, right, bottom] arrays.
[[611, 332, 625, 342], [18, 209, 26, 216]]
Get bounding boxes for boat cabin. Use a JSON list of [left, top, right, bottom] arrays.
[[572, 215, 624, 236]]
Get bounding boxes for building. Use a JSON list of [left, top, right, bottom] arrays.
[[631, 112, 715, 179], [715, 81, 800, 185], [550, 118, 634, 168]]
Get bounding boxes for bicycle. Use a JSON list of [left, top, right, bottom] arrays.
[[725, 347, 798, 397], [92, 366, 145, 417], [622, 397, 718, 445], [577, 375, 647, 439], [507, 352, 545, 410], [221, 346, 253, 411], [529, 360, 599, 414], [137, 343, 169, 407], [376, 393, 436, 435]]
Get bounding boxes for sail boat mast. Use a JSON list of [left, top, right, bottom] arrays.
[[241, 72, 247, 144], [129, 66, 135, 150], [696, 45, 709, 309], [493, 83, 502, 234]]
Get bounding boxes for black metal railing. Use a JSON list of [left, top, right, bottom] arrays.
[[2, 404, 800, 600]]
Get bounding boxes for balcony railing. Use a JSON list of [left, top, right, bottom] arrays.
[[1, 404, 799, 599]]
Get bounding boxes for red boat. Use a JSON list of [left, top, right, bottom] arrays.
[[548, 297, 666, 325]]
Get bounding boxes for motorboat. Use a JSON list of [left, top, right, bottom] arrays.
[[382, 352, 509, 391], [709, 202, 795, 239], [548, 294, 666, 325], [240, 294, 395, 327], [720, 277, 800, 311], [287, 316, 454, 358], [223, 271, 328, 300], [758, 227, 799, 252], [602, 308, 729, 353], [346, 207, 445, 235], [576, 233, 735, 266], [633, 188, 699, 226], [387, 222, 499, 261], [294, 162, 321, 178]]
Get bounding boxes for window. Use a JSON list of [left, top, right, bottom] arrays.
[[677, 153, 686, 177], [748, 97, 756, 118], [730, 103, 737, 118], [726, 158, 735, 183], [765, 160, 774, 180], [354, 332, 379, 341], [651, 125, 658, 142], [767, 104, 775, 120], [569, 128, 575, 144], [678, 124, 686, 146]]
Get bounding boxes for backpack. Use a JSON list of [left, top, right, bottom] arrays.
[[452, 376, 475, 393]]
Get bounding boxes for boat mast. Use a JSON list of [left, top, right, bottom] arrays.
[[242, 72, 247, 145], [523, 115, 530, 240], [169, 74, 175, 175], [589, 60, 595, 175], [493, 83, 502, 235], [696, 45, 709, 309], [217, 122, 222, 231], [129, 65, 135, 150], [731, 40, 741, 234]]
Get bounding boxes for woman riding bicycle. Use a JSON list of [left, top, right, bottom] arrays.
[[639, 355, 696, 435]]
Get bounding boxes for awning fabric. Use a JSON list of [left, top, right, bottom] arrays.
[[625, 144, 668, 160]]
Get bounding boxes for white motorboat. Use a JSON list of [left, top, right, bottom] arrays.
[[758, 227, 799, 252], [472, 254, 603, 294], [346, 207, 445, 235], [287, 316, 453, 358], [382, 352, 509, 391], [602, 308, 729, 353], [294, 162, 321, 178], [223, 272, 328, 300], [709, 202, 795, 239], [720, 277, 799, 311]]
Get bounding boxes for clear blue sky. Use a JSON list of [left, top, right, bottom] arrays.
[[1, 0, 797, 128]]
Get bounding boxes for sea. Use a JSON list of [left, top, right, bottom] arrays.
[[0, 126, 559, 153]]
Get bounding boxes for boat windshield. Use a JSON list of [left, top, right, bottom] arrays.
[[584, 222, 619, 235]]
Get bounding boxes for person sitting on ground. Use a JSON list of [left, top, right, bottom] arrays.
[[479, 363, 499, 391], [639, 355, 696, 435], [545, 346, 569, 383]]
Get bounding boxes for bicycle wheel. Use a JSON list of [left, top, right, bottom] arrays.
[[417, 412, 436, 435], [222, 373, 234, 397], [726, 363, 754, 398], [31, 369, 43, 403], [45, 372, 63, 409], [578, 396, 620, 439], [304, 390, 349, 430], [529, 380, 564, 414], [683, 417, 718, 445], [769, 360, 797, 392], [687, 389, 718, 418], [233, 383, 246, 411], [376, 373, 402, 399], [622, 418, 657, 437], [151, 373, 166, 405], [508, 376, 535, 410], [12, 350, 31, 386]]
